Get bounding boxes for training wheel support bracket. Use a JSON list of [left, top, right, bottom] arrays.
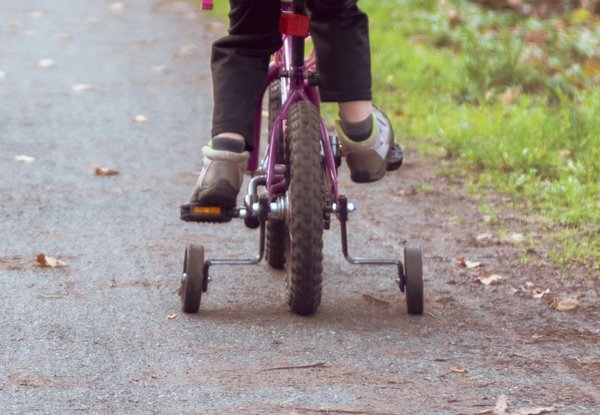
[[336, 195, 406, 292]]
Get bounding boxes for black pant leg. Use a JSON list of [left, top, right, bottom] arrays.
[[307, 0, 372, 102], [211, 0, 281, 149]]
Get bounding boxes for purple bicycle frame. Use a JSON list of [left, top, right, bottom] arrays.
[[247, 20, 339, 204]]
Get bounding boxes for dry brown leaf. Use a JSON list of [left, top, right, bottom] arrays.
[[449, 366, 468, 373], [361, 294, 390, 308], [478, 273, 503, 286], [584, 58, 600, 79], [109, 279, 117, 288], [552, 297, 580, 311], [93, 164, 119, 176], [514, 407, 556, 415], [532, 288, 550, 299], [167, 313, 177, 320], [476, 232, 494, 241], [36, 253, 68, 268], [457, 257, 482, 269], [494, 394, 509, 415]]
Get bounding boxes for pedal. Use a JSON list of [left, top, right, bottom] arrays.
[[180, 204, 235, 223], [386, 143, 404, 171]]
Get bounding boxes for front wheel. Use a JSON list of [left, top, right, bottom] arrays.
[[180, 244, 205, 314], [285, 101, 324, 315]]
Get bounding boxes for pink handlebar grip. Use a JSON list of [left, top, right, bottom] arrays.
[[201, 0, 214, 10]]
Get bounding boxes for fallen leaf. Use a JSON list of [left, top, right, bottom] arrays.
[[93, 164, 119, 176], [36, 253, 68, 268], [552, 297, 580, 311], [477, 273, 503, 286], [361, 293, 390, 308], [38, 58, 55, 69], [108, 2, 127, 13], [71, 84, 94, 93], [532, 288, 550, 299], [449, 366, 468, 373], [15, 155, 35, 163], [476, 232, 494, 241], [151, 65, 169, 74], [457, 257, 482, 269], [133, 114, 148, 123], [514, 407, 556, 415], [176, 44, 199, 57], [583, 58, 600, 80], [447, 9, 462, 28], [508, 232, 525, 242], [525, 30, 548, 45], [109, 279, 117, 288], [493, 394, 509, 415], [167, 313, 177, 320]]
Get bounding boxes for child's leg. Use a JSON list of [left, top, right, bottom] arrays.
[[190, 0, 281, 206], [308, 0, 397, 183], [211, 0, 281, 150]]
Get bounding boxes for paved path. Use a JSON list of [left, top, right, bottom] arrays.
[[1, 1, 599, 414]]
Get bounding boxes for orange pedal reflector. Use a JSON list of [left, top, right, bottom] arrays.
[[279, 12, 310, 37], [192, 206, 222, 215]]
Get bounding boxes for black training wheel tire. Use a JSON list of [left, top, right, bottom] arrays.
[[181, 244, 204, 314], [285, 101, 324, 315], [265, 81, 287, 270], [404, 246, 424, 315]]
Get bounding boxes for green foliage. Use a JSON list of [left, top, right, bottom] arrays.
[[363, 0, 600, 269]]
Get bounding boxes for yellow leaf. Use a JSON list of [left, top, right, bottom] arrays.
[[570, 8, 592, 24]]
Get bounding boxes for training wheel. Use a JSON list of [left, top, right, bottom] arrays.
[[180, 244, 205, 314], [403, 246, 424, 315]]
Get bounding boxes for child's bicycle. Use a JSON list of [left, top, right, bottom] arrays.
[[179, 0, 424, 316]]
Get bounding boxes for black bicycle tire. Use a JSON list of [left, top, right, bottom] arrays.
[[285, 101, 324, 315]]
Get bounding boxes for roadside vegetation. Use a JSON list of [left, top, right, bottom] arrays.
[[203, 0, 600, 271]]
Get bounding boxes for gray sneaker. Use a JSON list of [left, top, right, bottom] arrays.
[[336, 107, 397, 183], [190, 144, 249, 208]]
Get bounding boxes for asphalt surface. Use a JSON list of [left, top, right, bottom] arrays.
[[1, 1, 599, 414]]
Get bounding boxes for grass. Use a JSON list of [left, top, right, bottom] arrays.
[[365, 0, 600, 271], [196, 0, 600, 271]]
